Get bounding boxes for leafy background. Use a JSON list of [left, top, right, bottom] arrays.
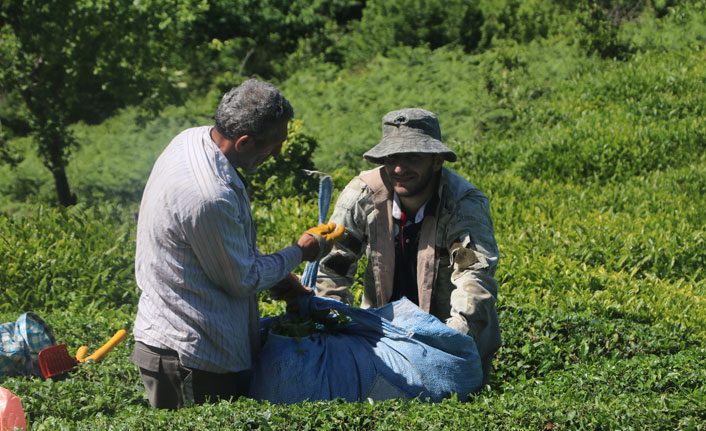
[[1, 0, 705, 429]]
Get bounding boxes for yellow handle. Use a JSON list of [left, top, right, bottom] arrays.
[[85, 329, 127, 363], [75, 345, 89, 362]]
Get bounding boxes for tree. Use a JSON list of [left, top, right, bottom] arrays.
[[0, 0, 207, 205]]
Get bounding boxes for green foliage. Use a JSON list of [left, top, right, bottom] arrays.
[[67, 103, 211, 206], [245, 120, 319, 202], [1, 1, 706, 429], [0, 0, 204, 122], [0, 204, 138, 314], [572, 0, 638, 59], [286, 4, 706, 184], [251, 193, 320, 318], [269, 309, 351, 338], [0, 127, 21, 167], [0, 306, 141, 425], [475, 0, 562, 48], [0, 0, 208, 204], [0, 100, 214, 209], [189, 0, 364, 83], [512, 47, 706, 183], [283, 46, 491, 176], [339, 0, 484, 66], [2, 347, 704, 429]]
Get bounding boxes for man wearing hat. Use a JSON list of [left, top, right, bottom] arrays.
[[316, 108, 501, 386]]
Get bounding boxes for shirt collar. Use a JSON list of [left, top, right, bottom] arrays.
[[391, 168, 445, 225], [392, 193, 429, 225], [206, 127, 246, 191]]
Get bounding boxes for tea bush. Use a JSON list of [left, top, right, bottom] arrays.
[[514, 48, 706, 183], [245, 120, 319, 202], [0, 204, 138, 314], [283, 2, 706, 181]]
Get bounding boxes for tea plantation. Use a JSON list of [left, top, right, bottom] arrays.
[[1, 1, 705, 429]]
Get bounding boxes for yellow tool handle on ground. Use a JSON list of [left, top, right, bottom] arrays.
[[85, 329, 127, 363], [75, 345, 89, 362]]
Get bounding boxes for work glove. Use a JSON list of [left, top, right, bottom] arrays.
[[305, 222, 345, 261]]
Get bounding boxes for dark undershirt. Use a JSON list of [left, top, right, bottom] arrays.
[[390, 194, 438, 305]]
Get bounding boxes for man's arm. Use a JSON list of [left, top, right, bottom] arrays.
[[444, 196, 500, 349], [187, 196, 303, 298], [315, 178, 370, 303]]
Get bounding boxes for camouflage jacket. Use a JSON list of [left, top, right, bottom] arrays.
[[316, 166, 501, 370]]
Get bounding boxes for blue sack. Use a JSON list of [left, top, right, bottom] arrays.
[[0, 313, 56, 377], [250, 295, 482, 403]]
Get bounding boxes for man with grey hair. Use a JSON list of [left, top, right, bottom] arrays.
[[316, 108, 501, 388], [131, 79, 343, 409]]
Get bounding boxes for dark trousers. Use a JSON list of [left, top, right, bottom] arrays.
[[130, 341, 251, 410]]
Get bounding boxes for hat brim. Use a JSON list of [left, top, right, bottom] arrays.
[[363, 135, 457, 164]]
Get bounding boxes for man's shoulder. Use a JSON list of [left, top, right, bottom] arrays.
[[441, 167, 487, 202], [344, 167, 382, 194], [332, 169, 379, 210], [157, 126, 212, 166], [173, 125, 212, 141], [153, 126, 240, 212]]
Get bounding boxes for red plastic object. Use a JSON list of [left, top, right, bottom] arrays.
[[37, 344, 78, 378], [0, 386, 27, 431]]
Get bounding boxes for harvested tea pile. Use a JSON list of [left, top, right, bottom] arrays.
[[269, 309, 351, 338]]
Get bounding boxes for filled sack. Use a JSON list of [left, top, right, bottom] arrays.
[[249, 295, 482, 403]]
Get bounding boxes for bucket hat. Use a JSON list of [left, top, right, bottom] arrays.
[[363, 108, 457, 164]]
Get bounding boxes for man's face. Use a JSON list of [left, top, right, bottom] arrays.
[[383, 152, 443, 198], [238, 121, 288, 174]]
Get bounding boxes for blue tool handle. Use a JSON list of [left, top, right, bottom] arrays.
[[302, 176, 332, 288]]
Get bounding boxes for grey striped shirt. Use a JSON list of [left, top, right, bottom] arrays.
[[133, 126, 302, 373]]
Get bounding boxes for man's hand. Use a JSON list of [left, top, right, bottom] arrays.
[[269, 273, 312, 302], [297, 222, 345, 261]]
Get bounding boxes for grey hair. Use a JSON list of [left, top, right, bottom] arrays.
[[214, 79, 294, 141]]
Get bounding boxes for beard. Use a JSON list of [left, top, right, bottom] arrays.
[[391, 166, 439, 198]]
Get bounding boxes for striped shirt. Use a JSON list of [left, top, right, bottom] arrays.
[[133, 126, 302, 373]]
